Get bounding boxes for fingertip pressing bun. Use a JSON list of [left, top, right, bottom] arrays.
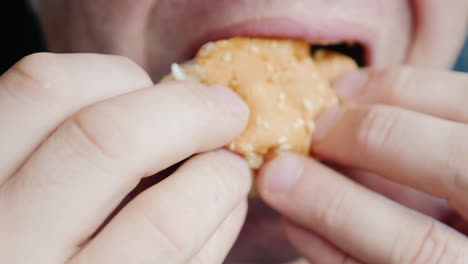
[[164, 37, 357, 169]]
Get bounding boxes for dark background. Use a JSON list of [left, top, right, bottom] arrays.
[[1, 0, 45, 74], [1, 1, 467, 74]]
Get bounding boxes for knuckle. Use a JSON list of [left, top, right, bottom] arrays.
[[16, 52, 58, 72], [4, 53, 152, 104], [67, 103, 133, 161], [410, 222, 450, 264], [135, 205, 194, 260], [6, 53, 68, 101], [316, 190, 349, 230], [356, 105, 399, 155]]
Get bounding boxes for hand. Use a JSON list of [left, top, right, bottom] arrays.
[[258, 67, 468, 263], [0, 53, 251, 263]]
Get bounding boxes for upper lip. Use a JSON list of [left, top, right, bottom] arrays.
[[184, 17, 376, 66]]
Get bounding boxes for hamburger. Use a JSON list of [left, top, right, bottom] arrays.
[[164, 37, 357, 169]]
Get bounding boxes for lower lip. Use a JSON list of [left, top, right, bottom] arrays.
[[188, 17, 376, 65]]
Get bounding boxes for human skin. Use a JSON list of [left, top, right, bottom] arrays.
[[1, 0, 467, 263]]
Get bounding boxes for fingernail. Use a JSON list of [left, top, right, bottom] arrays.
[[263, 154, 304, 193], [210, 85, 249, 119], [314, 107, 343, 141], [334, 70, 368, 98]]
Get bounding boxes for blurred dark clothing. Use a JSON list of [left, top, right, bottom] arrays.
[[0, 1, 466, 73]]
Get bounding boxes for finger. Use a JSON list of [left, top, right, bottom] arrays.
[[0, 53, 152, 181], [342, 168, 451, 221], [189, 200, 248, 264], [259, 154, 468, 264], [313, 104, 468, 217], [1, 82, 249, 263], [69, 150, 251, 264], [284, 222, 361, 264], [335, 67, 468, 123]]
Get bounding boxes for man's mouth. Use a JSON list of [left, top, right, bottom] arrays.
[[185, 17, 374, 67]]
